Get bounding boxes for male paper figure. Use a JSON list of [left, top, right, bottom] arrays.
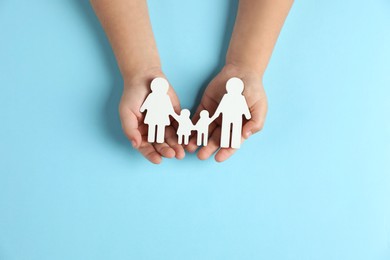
[[211, 77, 251, 149]]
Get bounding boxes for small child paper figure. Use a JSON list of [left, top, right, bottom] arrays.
[[195, 110, 213, 146], [140, 77, 177, 143], [175, 109, 193, 145]]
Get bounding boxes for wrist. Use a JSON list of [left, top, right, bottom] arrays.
[[222, 63, 264, 81], [122, 65, 164, 89], [226, 48, 269, 78]]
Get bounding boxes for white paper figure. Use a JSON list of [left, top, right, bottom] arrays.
[[140, 77, 176, 143], [175, 109, 193, 145], [210, 77, 251, 149], [194, 110, 213, 146]]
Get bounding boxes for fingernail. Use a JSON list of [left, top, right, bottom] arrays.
[[246, 131, 252, 138], [131, 140, 137, 147]]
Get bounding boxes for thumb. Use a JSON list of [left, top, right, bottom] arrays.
[[120, 110, 143, 148], [242, 101, 267, 139]]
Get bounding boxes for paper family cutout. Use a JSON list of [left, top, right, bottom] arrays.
[[140, 77, 251, 149]]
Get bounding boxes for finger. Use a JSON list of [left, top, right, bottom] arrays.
[[214, 136, 245, 162], [138, 141, 162, 164], [185, 138, 199, 153], [197, 126, 221, 160], [214, 148, 237, 163], [242, 99, 268, 139], [165, 126, 185, 160], [153, 142, 176, 158], [168, 90, 181, 131], [120, 109, 143, 148]]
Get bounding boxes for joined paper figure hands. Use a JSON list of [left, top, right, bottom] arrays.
[[140, 77, 251, 150]]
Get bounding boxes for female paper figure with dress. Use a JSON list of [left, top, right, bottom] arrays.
[[140, 77, 178, 143]]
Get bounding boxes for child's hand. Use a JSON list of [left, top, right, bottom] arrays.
[[186, 64, 268, 162], [119, 69, 185, 164]]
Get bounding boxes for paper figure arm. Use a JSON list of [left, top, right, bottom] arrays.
[[210, 96, 225, 121], [139, 96, 151, 113], [207, 115, 216, 125], [190, 122, 196, 131], [210, 113, 219, 122], [165, 95, 178, 120], [241, 96, 252, 120], [192, 120, 200, 131], [170, 112, 180, 121]]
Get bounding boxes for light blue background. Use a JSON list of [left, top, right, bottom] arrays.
[[0, 0, 389, 259]]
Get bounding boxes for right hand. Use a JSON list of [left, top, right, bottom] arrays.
[[186, 64, 268, 162], [119, 68, 185, 164]]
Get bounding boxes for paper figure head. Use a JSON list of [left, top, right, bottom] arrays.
[[151, 77, 169, 94], [200, 110, 209, 118], [180, 109, 191, 117], [226, 77, 244, 94]]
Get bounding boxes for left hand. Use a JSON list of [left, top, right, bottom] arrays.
[[186, 64, 268, 162]]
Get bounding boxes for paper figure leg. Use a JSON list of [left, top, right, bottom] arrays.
[[203, 132, 208, 146], [231, 121, 242, 149], [197, 132, 202, 146], [184, 135, 189, 145], [148, 124, 156, 143], [220, 121, 231, 148], [156, 125, 165, 143], [178, 135, 183, 145]]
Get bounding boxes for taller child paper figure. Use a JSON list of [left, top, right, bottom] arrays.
[[140, 77, 251, 149]]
